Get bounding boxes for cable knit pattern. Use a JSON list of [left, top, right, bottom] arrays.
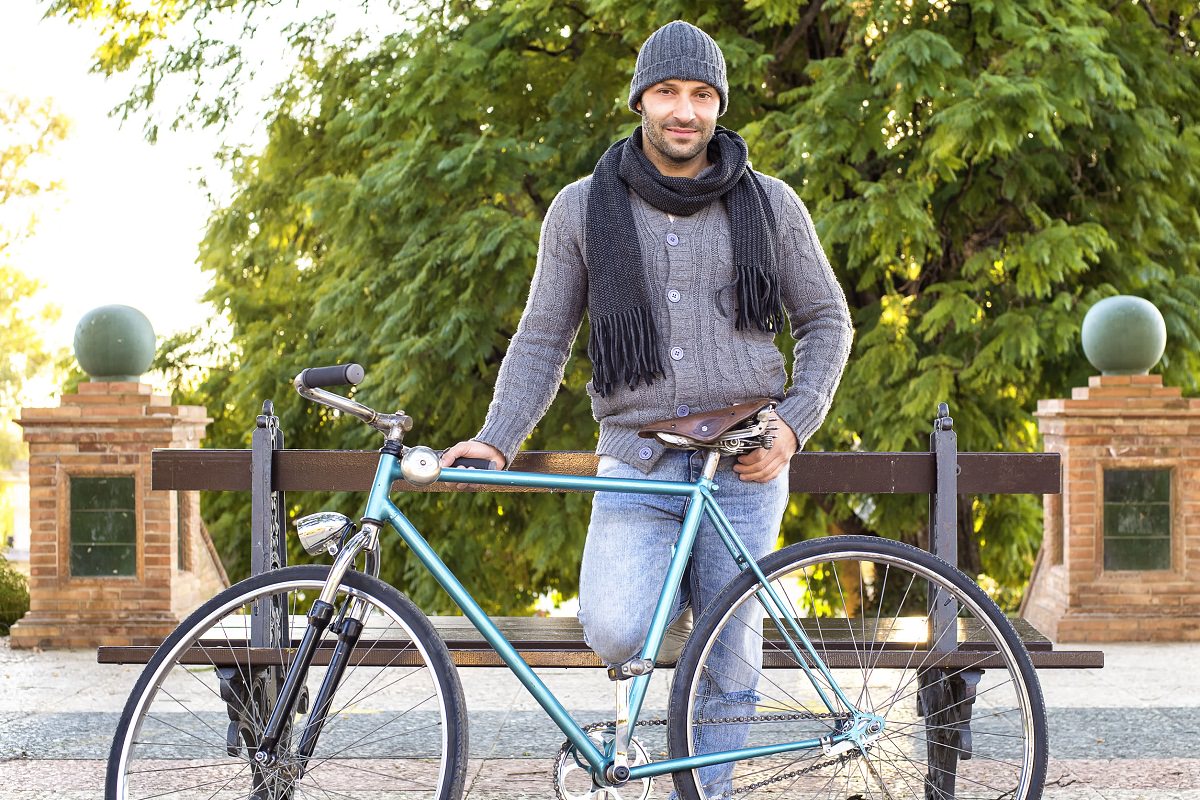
[[475, 173, 853, 474]]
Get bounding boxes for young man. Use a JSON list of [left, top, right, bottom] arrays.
[[441, 19, 852, 791]]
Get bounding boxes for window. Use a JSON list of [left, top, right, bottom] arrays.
[[1103, 469, 1171, 571], [70, 476, 136, 577]]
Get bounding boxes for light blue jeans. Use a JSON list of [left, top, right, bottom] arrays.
[[578, 449, 790, 797]]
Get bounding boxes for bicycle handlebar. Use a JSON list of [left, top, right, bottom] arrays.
[[294, 366, 495, 467], [294, 364, 393, 431], [451, 458, 496, 470], [298, 363, 365, 389]]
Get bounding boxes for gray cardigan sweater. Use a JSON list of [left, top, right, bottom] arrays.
[[475, 172, 853, 473]]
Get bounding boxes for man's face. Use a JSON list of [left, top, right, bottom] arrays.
[[637, 79, 720, 166]]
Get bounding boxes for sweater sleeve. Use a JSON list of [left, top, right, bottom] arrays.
[[474, 182, 588, 467], [772, 182, 854, 447]]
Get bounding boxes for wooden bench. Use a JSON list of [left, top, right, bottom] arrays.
[[96, 400, 1099, 799], [98, 401, 1101, 671]]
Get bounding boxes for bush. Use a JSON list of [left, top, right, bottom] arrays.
[[0, 557, 29, 635]]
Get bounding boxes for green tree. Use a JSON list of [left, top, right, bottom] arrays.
[[47, 0, 1200, 611], [0, 93, 66, 469]]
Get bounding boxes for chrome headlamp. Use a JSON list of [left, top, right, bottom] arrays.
[[293, 511, 354, 556]]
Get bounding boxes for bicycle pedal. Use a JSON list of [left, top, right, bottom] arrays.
[[606, 658, 654, 680]]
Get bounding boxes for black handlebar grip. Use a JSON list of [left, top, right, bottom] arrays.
[[298, 364, 365, 389], [452, 458, 497, 470]]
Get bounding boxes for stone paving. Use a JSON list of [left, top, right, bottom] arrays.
[[0, 639, 1196, 798]]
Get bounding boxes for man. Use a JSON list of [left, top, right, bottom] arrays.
[[441, 18, 852, 793]]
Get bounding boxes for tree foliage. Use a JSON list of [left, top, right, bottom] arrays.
[[0, 93, 66, 469], [48, 0, 1200, 612]]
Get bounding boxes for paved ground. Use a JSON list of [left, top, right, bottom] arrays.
[[0, 638, 1196, 798]]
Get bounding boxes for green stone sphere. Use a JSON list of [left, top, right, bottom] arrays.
[[1081, 295, 1166, 375], [73, 305, 157, 382]]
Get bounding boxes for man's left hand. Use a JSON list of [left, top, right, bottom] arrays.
[[733, 412, 797, 483]]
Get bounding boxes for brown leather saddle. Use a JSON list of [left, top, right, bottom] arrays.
[[638, 398, 777, 452]]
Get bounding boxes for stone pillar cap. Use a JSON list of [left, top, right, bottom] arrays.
[[73, 305, 156, 382]]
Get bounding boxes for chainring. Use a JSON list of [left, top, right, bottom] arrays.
[[554, 711, 857, 800], [553, 723, 653, 800]]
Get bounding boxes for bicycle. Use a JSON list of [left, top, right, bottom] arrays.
[[106, 363, 1048, 800]]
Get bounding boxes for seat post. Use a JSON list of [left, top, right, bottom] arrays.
[[700, 449, 721, 481]]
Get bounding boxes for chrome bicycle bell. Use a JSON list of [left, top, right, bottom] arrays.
[[401, 445, 442, 486], [293, 511, 353, 556]]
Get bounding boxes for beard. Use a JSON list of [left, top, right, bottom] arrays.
[[641, 110, 715, 165]]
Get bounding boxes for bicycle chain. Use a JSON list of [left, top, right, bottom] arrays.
[[719, 751, 857, 799], [552, 712, 851, 800], [266, 413, 284, 648], [267, 413, 282, 572]]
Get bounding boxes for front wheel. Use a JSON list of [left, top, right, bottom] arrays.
[[107, 565, 469, 799], [668, 535, 1047, 800]]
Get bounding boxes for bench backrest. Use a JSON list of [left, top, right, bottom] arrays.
[[151, 401, 1057, 643], [153, 448, 1059, 495]]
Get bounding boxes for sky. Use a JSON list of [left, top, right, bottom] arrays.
[[2, 2, 225, 396], [2, 1, 391, 407]]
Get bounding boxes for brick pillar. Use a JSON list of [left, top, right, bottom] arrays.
[[1024, 374, 1200, 641], [10, 382, 228, 649]]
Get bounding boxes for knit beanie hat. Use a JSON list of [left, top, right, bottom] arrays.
[[628, 21, 728, 116]]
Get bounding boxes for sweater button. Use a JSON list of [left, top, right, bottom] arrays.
[[667, 289, 681, 303], [638, 446, 653, 460], [666, 233, 679, 246], [676, 404, 690, 417], [670, 347, 684, 361]]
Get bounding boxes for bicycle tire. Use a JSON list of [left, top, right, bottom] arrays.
[[107, 565, 469, 800], [667, 535, 1048, 800]]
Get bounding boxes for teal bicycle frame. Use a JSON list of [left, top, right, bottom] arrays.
[[357, 449, 866, 782]]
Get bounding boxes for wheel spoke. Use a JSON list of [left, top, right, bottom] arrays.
[[110, 567, 465, 799], [669, 537, 1045, 800]]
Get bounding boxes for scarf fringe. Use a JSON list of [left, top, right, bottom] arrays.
[[736, 264, 785, 333], [588, 307, 664, 397]]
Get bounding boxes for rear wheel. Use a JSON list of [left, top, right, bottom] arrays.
[[107, 565, 468, 799], [668, 535, 1047, 799]]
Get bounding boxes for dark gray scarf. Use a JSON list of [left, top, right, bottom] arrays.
[[585, 126, 782, 397]]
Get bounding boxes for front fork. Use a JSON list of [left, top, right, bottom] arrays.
[[252, 521, 382, 771]]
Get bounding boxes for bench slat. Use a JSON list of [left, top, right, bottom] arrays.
[[95, 645, 1102, 670], [98, 644, 1089, 670], [97, 615, 1101, 669], [151, 450, 1060, 495]]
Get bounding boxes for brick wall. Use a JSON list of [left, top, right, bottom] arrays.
[[1024, 374, 1200, 642], [10, 383, 228, 649]]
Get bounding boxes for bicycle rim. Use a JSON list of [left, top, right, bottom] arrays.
[[107, 565, 467, 800], [669, 536, 1046, 800]]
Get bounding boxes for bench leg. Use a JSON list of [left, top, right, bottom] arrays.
[[219, 666, 309, 796], [917, 668, 982, 800]]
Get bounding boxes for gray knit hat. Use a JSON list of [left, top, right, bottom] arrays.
[[628, 21, 728, 116]]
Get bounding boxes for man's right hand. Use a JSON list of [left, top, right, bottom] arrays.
[[439, 439, 505, 470]]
